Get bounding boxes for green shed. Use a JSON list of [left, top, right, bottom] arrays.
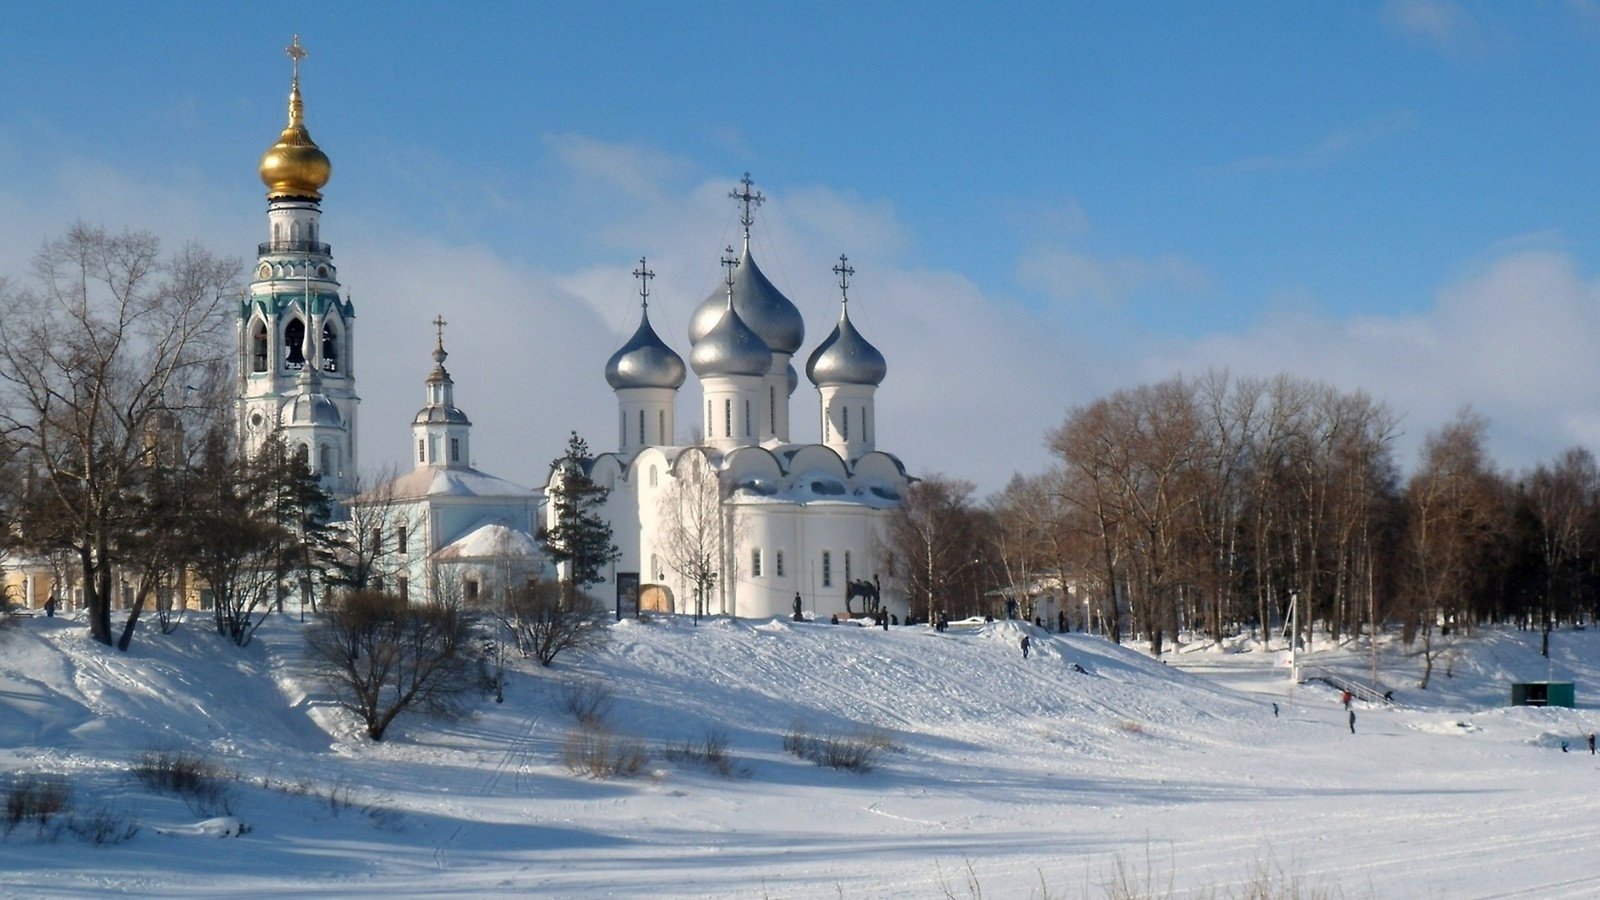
[[1510, 681, 1576, 708]]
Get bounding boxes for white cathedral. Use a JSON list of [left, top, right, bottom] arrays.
[[238, 39, 912, 622]]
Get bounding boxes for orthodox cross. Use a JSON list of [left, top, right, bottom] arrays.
[[432, 314, 448, 362], [720, 246, 739, 297], [833, 254, 855, 305], [286, 35, 307, 82], [633, 257, 655, 310], [729, 173, 764, 242]]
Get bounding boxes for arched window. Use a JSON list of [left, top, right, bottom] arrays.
[[283, 319, 306, 369], [649, 465, 658, 487], [417, 439, 425, 464], [450, 437, 460, 462], [321, 322, 339, 372], [251, 320, 268, 372], [301, 444, 312, 466], [319, 444, 332, 474]]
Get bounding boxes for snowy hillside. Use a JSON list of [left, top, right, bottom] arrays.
[[3, 612, 1599, 898]]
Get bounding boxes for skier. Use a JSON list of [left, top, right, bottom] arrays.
[[1348, 709, 1356, 734], [1020, 635, 1031, 659]]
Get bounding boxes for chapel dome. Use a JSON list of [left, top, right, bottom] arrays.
[[606, 310, 686, 390], [284, 393, 342, 427], [806, 306, 886, 387], [259, 80, 331, 200], [690, 301, 773, 377], [688, 245, 804, 355]]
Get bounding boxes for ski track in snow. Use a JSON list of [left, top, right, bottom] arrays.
[[3, 613, 1600, 897]]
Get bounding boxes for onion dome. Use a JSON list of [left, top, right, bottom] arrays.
[[787, 362, 799, 396], [284, 393, 342, 426], [689, 245, 804, 355], [607, 311, 686, 390], [691, 298, 773, 377], [806, 304, 886, 387], [259, 40, 331, 200]]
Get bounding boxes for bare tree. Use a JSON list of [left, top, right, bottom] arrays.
[[880, 475, 980, 624], [500, 577, 609, 666], [1522, 447, 1599, 656], [655, 448, 727, 621], [307, 586, 480, 741], [0, 225, 235, 646]]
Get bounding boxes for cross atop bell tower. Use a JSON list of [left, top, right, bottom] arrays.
[[730, 173, 764, 246]]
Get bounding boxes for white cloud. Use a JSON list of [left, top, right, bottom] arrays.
[[1016, 245, 1211, 307], [1217, 111, 1417, 175]]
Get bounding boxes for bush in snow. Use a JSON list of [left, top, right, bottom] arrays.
[[500, 579, 610, 668], [3, 774, 73, 837], [782, 722, 895, 773], [662, 728, 745, 778], [559, 680, 615, 726], [132, 750, 235, 816], [67, 806, 139, 846], [308, 589, 481, 741], [562, 722, 648, 778]]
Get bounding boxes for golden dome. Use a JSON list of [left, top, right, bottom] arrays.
[[258, 77, 331, 200]]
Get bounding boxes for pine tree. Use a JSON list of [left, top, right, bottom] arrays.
[[546, 432, 619, 604]]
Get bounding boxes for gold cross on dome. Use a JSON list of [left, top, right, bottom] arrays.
[[285, 35, 308, 81]]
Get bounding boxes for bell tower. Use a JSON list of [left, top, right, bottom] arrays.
[[237, 35, 359, 496]]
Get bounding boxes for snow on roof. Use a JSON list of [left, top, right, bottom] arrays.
[[434, 523, 543, 561], [378, 465, 536, 501]]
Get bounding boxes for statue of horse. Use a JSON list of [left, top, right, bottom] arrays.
[[845, 578, 879, 616]]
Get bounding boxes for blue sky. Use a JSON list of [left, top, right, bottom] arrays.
[[6, 1, 1600, 492]]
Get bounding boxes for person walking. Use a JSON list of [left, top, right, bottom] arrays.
[[1341, 690, 1352, 710], [1348, 709, 1356, 734], [1589, 733, 1596, 755], [1020, 635, 1031, 659]]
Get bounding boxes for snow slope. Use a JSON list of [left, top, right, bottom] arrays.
[[2, 612, 1598, 898]]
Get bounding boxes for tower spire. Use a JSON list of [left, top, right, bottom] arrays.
[[633, 257, 655, 311], [432, 314, 448, 365], [833, 254, 854, 308], [729, 173, 764, 247]]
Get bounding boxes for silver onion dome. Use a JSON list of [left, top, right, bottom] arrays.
[[413, 405, 470, 426], [691, 300, 773, 377], [606, 309, 686, 390], [689, 245, 804, 355], [285, 392, 343, 427], [806, 306, 886, 387]]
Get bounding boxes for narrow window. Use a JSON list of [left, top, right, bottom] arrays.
[[843, 406, 850, 441], [724, 399, 732, 437], [397, 525, 408, 554], [464, 579, 479, 605], [319, 445, 332, 474], [251, 321, 268, 372], [658, 409, 666, 445], [824, 404, 832, 441], [370, 529, 382, 555], [450, 437, 460, 462], [417, 439, 425, 463], [744, 399, 752, 436], [707, 400, 712, 435], [321, 322, 339, 371], [620, 410, 626, 447], [639, 409, 646, 445], [822, 551, 832, 588], [649, 465, 658, 487], [845, 551, 852, 584], [864, 407, 871, 444], [284, 319, 306, 368], [776, 550, 785, 577], [396, 575, 408, 601], [751, 548, 762, 577], [769, 385, 776, 433]]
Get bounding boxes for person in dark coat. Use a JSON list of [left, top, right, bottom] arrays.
[[1589, 733, 1596, 755], [44, 596, 57, 617], [1020, 635, 1031, 659], [1348, 709, 1356, 734]]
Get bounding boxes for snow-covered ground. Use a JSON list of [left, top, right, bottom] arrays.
[[2, 610, 1598, 898]]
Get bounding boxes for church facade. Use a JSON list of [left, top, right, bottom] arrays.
[[545, 178, 912, 622], [233, 42, 908, 622]]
